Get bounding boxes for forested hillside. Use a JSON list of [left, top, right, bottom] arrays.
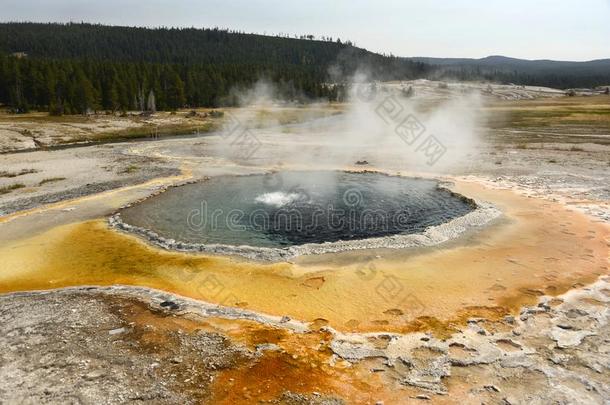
[[0, 22, 429, 113], [1, 23, 607, 115]]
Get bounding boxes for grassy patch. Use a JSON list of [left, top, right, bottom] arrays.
[[569, 145, 584, 152], [66, 121, 219, 144], [38, 177, 66, 185], [0, 168, 39, 178], [0, 183, 26, 195], [0, 113, 90, 124], [120, 165, 139, 174], [485, 96, 610, 130]]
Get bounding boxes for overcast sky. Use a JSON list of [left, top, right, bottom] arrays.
[[2, 0, 609, 61]]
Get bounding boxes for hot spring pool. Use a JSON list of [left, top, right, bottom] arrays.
[[118, 171, 475, 250]]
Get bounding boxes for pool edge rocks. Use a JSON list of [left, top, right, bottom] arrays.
[[108, 175, 502, 262]]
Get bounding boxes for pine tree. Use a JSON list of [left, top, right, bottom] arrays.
[[109, 82, 120, 112], [8, 62, 28, 113], [73, 68, 96, 114], [167, 71, 186, 110], [137, 86, 145, 111]]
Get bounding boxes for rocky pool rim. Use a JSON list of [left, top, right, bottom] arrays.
[[108, 170, 502, 262]]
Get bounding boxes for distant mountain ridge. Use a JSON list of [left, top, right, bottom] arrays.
[[410, 55, 610, 70], [407, 55, 610, 88], [411, 55, 610, 65]]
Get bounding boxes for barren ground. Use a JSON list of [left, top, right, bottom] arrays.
[[0, 85, 608, 404]]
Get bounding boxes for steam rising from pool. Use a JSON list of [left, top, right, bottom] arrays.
[[255, 191, 303, 207], [217, 73, 486, 175]]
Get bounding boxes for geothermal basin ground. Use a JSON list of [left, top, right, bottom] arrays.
[[0, 83, 609, 404]]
